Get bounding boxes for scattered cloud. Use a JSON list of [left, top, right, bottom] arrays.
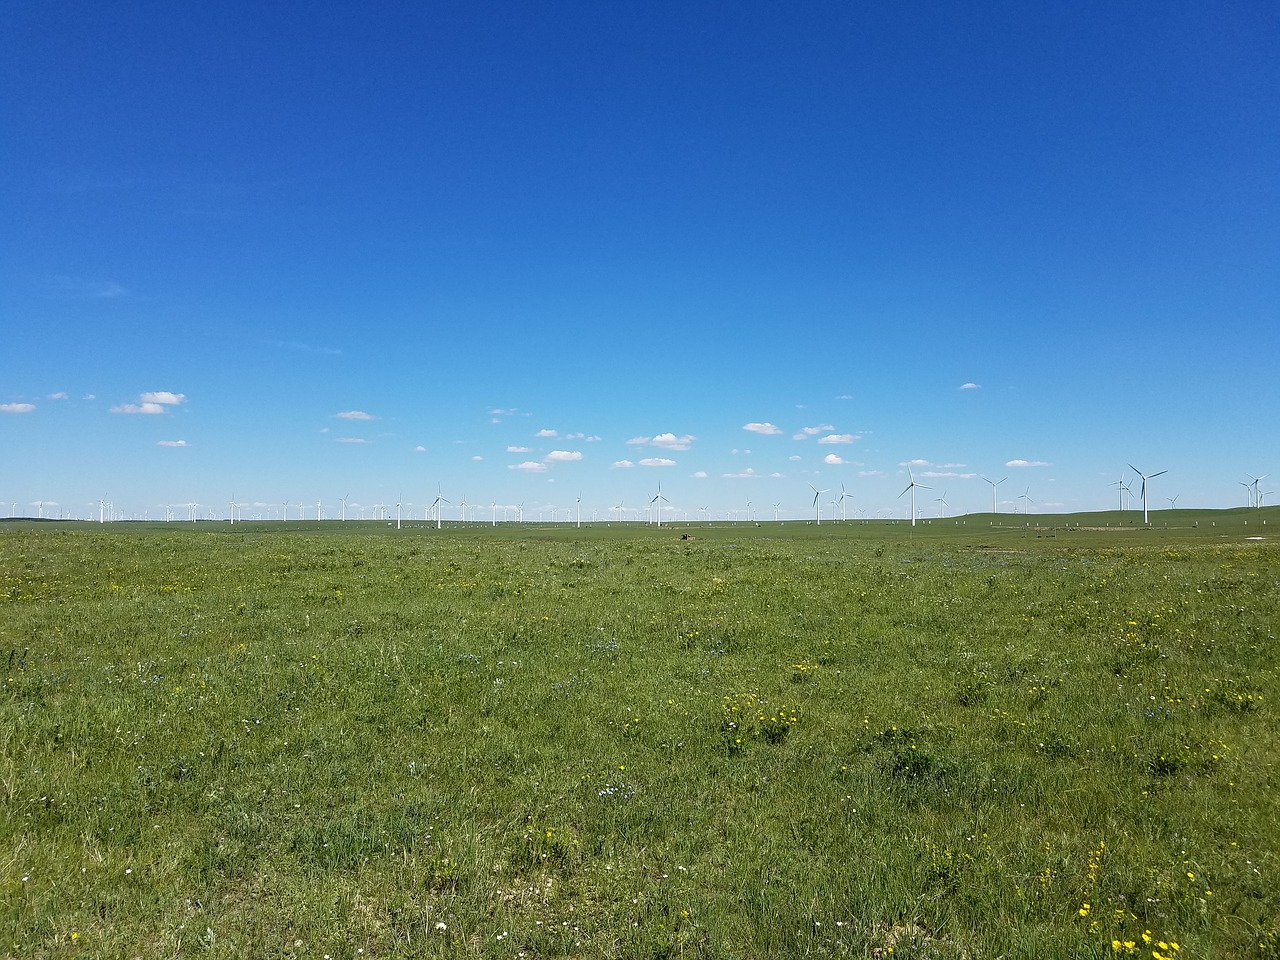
[[692, 471, 708, 479], [111, 402, 167, 415], [611, 460, 635, 469], [823, 454, 845, 465], [743, 422, 782, 435], [414, 445, 426, 453], [48, 392, 68, 400], [585, 435, 602, 442], [535, 428, 558, 438], [112, 390, 186, 415], [335, 410, 375, 421], [510, 461, 547, 472], [817, 434, 858, 445], [921, 471, 978, 479], [793, 424, 834, 440], [858, 470, 886, 478], [960, 382, 981, 390], [639, 458, 677, 467], [1007, 459, 1051, 468], [835, 394, 854, 400], [789, 455, 802, 462], [336, 437, 371, 444], [723, 467, 765, 479], [157, 440, 188, 447], [507, 445, 533, 454], [544, 450, 583, 462], [629, 433, 695, 451], [471, 455, 484, 461], [1, 403, 36, 413], [140, 391, 186, 405], [489, 407, 518, 417]]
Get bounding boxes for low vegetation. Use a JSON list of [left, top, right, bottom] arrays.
[[2, 516, 1277, 957]]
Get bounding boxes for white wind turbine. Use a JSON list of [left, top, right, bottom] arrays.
[[430, 485, 449, 529], [1240, 481, 1256, 508], [897, 470, 930, 526], [807, 483, 829, 525], [746, 500, 753, 523], [1018, 488, 1033, 514], [773, 501, 781, 522], [651, 482, 669, 527], [935, 491, 948, 518], [1127, 463, 1167, 524], [576, 494, 582, 528], [1166, 495, 1179, 510], [340, 493, 350, 522], [491, 501, 498, 526], [614, 500, 624, 523], [982, 476, 1007, 514], [282, 499, 289, 522], [1247, 474, 1268, 509], [396, 494, 403, 529], [837, 483, 853, 520]]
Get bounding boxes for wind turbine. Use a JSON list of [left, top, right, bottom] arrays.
[[773, 501, 781, 522], [396, 494, 403, 529], [837, 483, 853, 520], [430, 485, 449, 529], [576, 494, 582, 528], [1166, 495, 1179, 510], [282, 499, 289, 522], [651, 482, 669, 527], [1247, 474, 1268, 509], [613, 500, 624, 523], [340, 493, 349, 522], [1127, 463, 1167, 524], [982, 476, 1007, 514], [897, 470, 930, 526], [935, 491, 948, 518], [1018, 488, 1033, 514], [746, 500, 753, 523], [807, 482, 829, 525]]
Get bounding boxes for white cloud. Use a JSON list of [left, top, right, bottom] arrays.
[[692, 471, 708, 478], [835, 394, 853, 400], [921, 471, 978, 479], [535, 428, 558, 438], [471, 455, 484, 461], [789, 455, 801, 462], [157, 440, 188, 447], [414, 446, 426, 453], [817, 434, 858, 444], [111, 402, 167, 415], [507, 445, 533, 453], [640, 458, 677, 467], [901, 458, 932, 467], [585, 435, 602, 442], [859, 469, 886, 478], [335, 410, 375, 421], [611, 460, 635, 469], [544, 450, 583, 462], [1007, 459, 1051, 468], [489, 407, 517, 417], [629, 433, 695, 451], [140, 391, 185, 405], [48, 392, 68, 400], [743, 422, 782, 435], [823, 454, 845, 465], [723, 467, 764, 479], [336, 437, 371, 444], [510, 461, 547, 472], [960, 382, 981, 390], [1, 402, 35, 413], [793, 424, 835, 440]]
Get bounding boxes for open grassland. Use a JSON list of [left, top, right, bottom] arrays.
[[2, 518, 1278, 958]]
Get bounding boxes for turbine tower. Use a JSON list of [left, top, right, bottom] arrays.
[[837, 483, 854, 521], [430, 485, 449, 530], [982, 476, 1007, 514], [898, 469, 930, 526], [807, 483, 829, 525], [651, 482, 669, 527], [1127, 463, 1167, 525]]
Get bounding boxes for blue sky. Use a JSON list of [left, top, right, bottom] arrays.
[[3, 1, 1277, 521]]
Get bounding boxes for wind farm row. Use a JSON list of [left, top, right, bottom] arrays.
[[4, 469, 1271, 525]]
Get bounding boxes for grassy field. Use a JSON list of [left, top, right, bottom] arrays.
[[2, 513, 1278, 958]]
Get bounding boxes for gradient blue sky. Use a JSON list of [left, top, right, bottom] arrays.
[[3, 1, 1277, 521]]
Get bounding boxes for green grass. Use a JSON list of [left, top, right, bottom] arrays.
[[2, 517, 1278, 957]]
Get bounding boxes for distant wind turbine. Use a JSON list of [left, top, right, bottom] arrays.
[[807, 483, 829, 525], [982, 476, 1007, 514], [1018, 488, 1034, 514], [898, 470, 930, 526], [773, 501, 781, 522], [935, 491, 948, 518], [1127, 463, 1167, 524], [1165, 495, 1179, 510], [340, 493, 349, 522], [651, 482, 669, 527], [837, 483, 854, 521], [430, 485, 449, 529]]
